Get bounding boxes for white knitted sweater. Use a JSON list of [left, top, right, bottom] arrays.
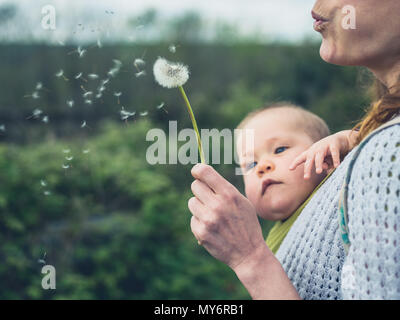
[[276, 125, 400, 299]]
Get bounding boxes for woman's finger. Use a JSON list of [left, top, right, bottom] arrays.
[[191, 164, 232, 195], [188, 196, 208, 220], [191, 179, 215, 205]]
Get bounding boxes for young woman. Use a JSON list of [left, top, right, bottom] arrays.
[[188, 0, 400, 299]]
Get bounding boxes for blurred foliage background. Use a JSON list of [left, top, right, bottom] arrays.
[[0, 2, 374, 299]]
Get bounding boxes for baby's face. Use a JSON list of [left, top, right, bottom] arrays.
[[237, 111, 325, 221]]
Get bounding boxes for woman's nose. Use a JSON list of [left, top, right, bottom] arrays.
[[257, 160, 275, 177]]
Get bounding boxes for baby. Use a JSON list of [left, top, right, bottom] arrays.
[[236, 102, 357, 253]]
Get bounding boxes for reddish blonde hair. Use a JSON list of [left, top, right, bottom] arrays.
[[353, 78, 400, 145]]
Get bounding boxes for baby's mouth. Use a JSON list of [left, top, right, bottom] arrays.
[[261, 179, 282, 196]]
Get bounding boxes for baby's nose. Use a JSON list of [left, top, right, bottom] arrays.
[[257, 160, 275, 177]]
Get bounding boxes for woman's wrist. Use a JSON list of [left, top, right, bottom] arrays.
[[233, 243, 301, 300]]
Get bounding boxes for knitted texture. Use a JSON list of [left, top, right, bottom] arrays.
[[275, 125, 400, 300]]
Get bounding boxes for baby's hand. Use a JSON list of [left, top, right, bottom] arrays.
[[289, 130, 358, 179]]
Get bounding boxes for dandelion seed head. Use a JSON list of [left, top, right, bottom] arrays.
[[153, 57, 189, 88]]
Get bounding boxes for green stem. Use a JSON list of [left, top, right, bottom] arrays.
[[178, 86, 206, 164]]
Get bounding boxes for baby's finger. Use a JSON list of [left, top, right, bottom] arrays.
[[329, 144, 341, 167], [289, 152, 307, 170], [314, 150, 326, 174], [303, 156, 315, 179]]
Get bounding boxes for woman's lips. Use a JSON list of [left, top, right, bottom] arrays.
[[312, 11, 329, 32]]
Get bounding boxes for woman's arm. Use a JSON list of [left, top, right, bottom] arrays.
[[189, 164, 300, 299], [233, 244, 300, 299]]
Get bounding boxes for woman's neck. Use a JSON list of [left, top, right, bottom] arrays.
[[369, 57, 400, 94]]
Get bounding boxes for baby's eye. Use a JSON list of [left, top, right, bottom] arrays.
[[275, 146, 288, 154], [245, 161, 257, 171]]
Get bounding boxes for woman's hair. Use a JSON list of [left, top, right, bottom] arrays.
[[352, 77, 400, 145]]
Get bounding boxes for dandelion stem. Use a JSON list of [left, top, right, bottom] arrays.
[[178, 86, 206, 164]]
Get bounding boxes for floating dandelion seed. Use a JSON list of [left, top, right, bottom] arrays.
[[81, 121, 87, 128], [95, 93, 102, 99], [98, 85, 106, 93], [156, 102, 165, 109], [32, 91, 40, 99], [168, 44, 177, 53], [114, 92, 122, 104], [133, 58, 145, 69], [113, 59, 122, 68], [62, 164, 70, 169], [108, 68, 119, 77], [88, 73, 99, 80], [36, 82, 43, 90], [153, 57, 205, 163], [97, 38, 102, 48], [27, 108, 43, 120], [67, 100, 74, 108], [120, 107, 136, 121], [75, 72, 82, 79], [82, 149, 90, 154], [101, 78, 110, 85], [43, 191, 51, 196], [62, 149, 71, 153], [83, 91, 93, 98], [135, 70, 146, 78], [65, 156, 74, 161], [140, 111, 148, 117], [84, 99, 93, 105], [0, 124, 5, 132], [77, 46, 86, 58], [40, 180, 47, 187], [42, 115, 49, 123], [55, 69, 68, 81]]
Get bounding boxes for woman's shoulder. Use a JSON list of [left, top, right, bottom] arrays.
[[347, 123, 400, 217], [351, 124, 400, 175]]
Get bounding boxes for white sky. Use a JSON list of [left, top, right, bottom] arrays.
[[0, 0, 319, 43]]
